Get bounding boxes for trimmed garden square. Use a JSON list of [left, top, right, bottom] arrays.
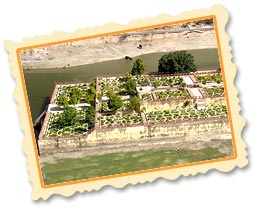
[[98, 112, 143, 127], [43, 109, 90, 138], [155, 89, 189, 99], [146, 105, 228, 123], [204, 87, 224, 96]]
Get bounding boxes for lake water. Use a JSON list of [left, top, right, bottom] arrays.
[[23, 48, 220, 121]]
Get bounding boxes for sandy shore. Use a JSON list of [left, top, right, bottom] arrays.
[[20, 27, 217, 69]]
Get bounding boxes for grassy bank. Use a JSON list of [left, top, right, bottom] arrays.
[[41, 142, 233, 185]]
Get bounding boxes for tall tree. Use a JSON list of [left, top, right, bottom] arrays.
[[158, 51, 197, 74], [131, 58, 145, 75], [107, 89, 123, 111]]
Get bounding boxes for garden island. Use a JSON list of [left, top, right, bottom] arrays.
[[38, 51, 231, 157]]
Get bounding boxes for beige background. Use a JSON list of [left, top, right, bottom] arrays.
[[5, 5, 247, 200]]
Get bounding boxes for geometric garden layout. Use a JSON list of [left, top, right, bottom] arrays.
[[42, 71, 227, 138]]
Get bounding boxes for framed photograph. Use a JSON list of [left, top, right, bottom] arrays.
[[5, 5, 247, 200]]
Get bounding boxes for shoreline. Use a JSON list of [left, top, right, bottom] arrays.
[[24, 48, 218, 72]]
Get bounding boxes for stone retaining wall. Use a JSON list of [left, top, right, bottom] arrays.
[[38, 118, 230, 155]]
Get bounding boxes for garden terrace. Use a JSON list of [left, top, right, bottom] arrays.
[[98, 112, 143, 127], [99, 100, 131, 113], [146, 105, 228, 123], [149, 76, 184, 88], [155, 89, 189, 100], [43, 109, 89, 138], [54, 83, 91, 104], [40, 71, 227, 140], [204, 87, 224, 96], [195, 73, 223, 85], [98, 77, 126, 96]]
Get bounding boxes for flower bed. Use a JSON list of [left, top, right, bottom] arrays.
[[98, 112, 142, 127], [141, 93, 153, 101], [150, 76, 183, 87], [204, 87, 224, 96], [155, 89, 189, 99], [54, 83, 90, 104], [146, 105, 227, 123], [43, 109, 89, 138], [195, 73, 222, 85], [98, 77, 125, 96]]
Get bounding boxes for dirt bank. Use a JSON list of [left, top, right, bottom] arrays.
[[39, 133, 232, 164], [20, 26, 217, 69]]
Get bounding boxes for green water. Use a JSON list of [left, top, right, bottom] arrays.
[[23, 48, 220, 121]]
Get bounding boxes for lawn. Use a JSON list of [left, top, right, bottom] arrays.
[[41, 142, 232, 185]]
